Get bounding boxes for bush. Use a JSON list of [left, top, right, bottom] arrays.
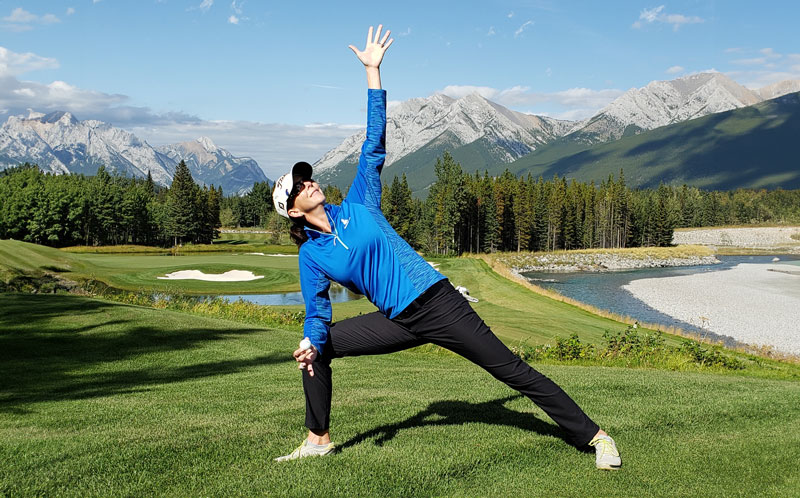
[[550, 333, 595, 361], [601, 326, 666, 360], [678, 340, 744, 370], [510, 325, 745, 371]]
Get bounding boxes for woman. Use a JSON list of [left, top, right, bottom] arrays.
[[272, 25, 621, 470]]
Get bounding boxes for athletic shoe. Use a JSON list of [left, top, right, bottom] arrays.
[[274, 440, 335, 462], [589, 435, 621, 470]]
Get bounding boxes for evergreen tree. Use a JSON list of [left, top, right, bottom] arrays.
[[166, 160, 199, 246]]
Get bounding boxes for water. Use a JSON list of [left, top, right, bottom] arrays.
[[214, 285, 362, 306], [521, 255, 800, 339]]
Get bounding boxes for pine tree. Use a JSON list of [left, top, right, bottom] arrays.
[[166, 160, 199, 246]]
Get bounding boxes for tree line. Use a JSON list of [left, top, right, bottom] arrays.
[[2, 154, 799, 253], [381, 152, 800, 255], [0, 162, 221, 247]]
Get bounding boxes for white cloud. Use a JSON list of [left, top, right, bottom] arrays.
[[199, 0, 214, 12], [397, 27, 411, 37], [507, 11, 514, 18], [514, 20, 533, 38], [66, 7, 75, 16], [487, 26, 495, 36], [231, 0, 242, 14], [0, 60, 359, 179], [666, 65, 684, 74], [545, 67, 552, 77], [724, 47, 742, 54], [632, 5, 703, 31], [732, 57, 767, 66], [760, 48, 781, 59], [438, 84, 623, 120], [228, 15, 239, 24], [0, 46, 60, 76], [726, 66, 800, 89], [3, 7, 37, 23], [2, 7, 61, 31]]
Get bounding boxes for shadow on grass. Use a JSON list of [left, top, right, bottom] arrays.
[[0, 293, 292, 410], [340, 395, 590, 452]]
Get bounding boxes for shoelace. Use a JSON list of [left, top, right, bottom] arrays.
[[590, 437, 618, 457]]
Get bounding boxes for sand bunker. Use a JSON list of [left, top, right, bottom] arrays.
[[158, 270, 264, 281]]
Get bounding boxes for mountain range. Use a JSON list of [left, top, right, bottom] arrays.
[[0, 111, 269, 195], [314, 72, 800, 194]]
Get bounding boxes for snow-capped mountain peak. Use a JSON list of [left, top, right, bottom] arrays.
[[0, 111, 269, 195], [568, 72, 794, 141], [196, 136, 218, 152], [314, 91, 575, 175]]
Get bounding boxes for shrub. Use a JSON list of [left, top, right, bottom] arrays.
[[601, 326, 666, 360], [678, 340, 744, 370], [550, 333, 595, 361]]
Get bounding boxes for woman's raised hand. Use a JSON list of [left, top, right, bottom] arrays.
[[348, 24, 393, 69]]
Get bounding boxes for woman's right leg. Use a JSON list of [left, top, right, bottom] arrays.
[[302, 311, 424, 432]]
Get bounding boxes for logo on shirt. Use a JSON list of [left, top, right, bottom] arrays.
[[341, 218, 350, 229]]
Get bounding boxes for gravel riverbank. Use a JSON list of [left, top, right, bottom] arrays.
[[673, 227, 800, 252], [505, 252, 720, 273], [624, 262, 800, 356]]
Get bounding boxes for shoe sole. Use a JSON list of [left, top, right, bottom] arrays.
[[597, 463, 621, 470]]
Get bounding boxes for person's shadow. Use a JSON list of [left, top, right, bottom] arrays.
[[339, 394, 591, 452]]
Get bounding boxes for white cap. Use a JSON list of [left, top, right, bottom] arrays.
[[272, 161, 313, 218]]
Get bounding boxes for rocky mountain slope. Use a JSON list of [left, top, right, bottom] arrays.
[[0, 111, 269, 194], [315, 72, 800, 193], [314, 92, 573, 187], [500, 91, 800, 190]]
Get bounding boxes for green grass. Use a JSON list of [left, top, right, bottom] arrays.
[[1, 239, 300, 295], [2, 293, 799, 496]]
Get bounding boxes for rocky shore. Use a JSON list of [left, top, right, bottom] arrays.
[[624, 262, 800, 356], [502, 252, 720, 273], [673, 226, 800, 252]]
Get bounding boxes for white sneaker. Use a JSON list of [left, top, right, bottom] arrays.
[[274, 440, 335, 462], [589, 435, 621, 470]]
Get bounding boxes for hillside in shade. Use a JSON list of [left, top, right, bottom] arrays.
[[494, 92, 800, 190]]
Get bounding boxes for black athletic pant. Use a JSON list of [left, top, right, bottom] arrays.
[[302, 279, 600, 447]]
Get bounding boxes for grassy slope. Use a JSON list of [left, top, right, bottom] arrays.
[[2, 293, 799, 496]]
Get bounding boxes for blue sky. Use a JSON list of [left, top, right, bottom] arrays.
[[1, 0, 798, 178]]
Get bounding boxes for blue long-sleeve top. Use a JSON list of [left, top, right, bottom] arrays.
[[298, 89, 445, 353]]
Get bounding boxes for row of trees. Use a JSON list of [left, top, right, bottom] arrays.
[[382, 152, 800, 255], [2, 154, 799, 253], [0, 162, 221, 247]]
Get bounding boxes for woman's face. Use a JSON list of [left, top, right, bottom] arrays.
[[288, 180, 326, 218]]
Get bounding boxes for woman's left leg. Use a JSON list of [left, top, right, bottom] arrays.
[[393, 281, 600, 447]]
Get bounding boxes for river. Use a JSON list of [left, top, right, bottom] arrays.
[[521, 255, 800, 347]]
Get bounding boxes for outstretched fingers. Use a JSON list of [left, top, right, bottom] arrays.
[[380, 29, 391, 46]]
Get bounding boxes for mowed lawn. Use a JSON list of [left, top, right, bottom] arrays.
[[1, 239, 634, 344], [2, 293, 800, 496], [0, 239, 300, 295]]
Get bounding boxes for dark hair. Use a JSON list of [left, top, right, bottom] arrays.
[[286, 191, 310, 247], [289, 216, 309, 247]]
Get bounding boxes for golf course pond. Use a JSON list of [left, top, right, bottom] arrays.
[[210, 285, 363, 306]]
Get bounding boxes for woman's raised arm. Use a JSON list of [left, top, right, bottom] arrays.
[[348, 24, 393, 89]]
